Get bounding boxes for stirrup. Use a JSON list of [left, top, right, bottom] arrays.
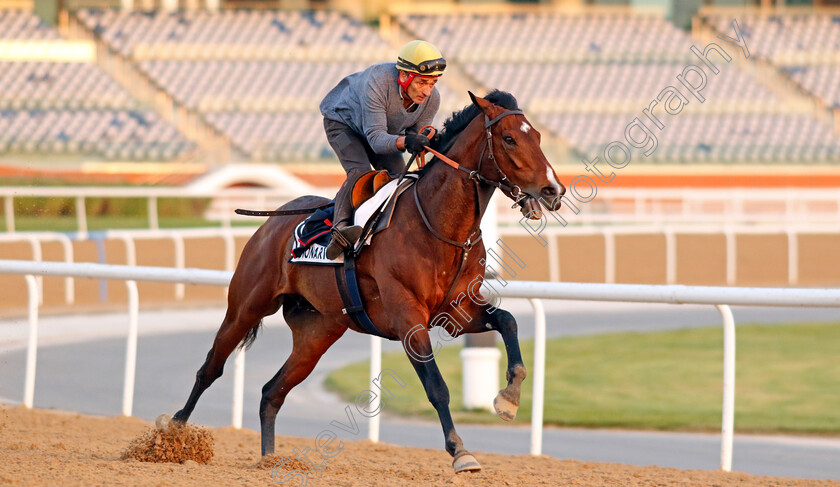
[[326, 225, 363, 260]]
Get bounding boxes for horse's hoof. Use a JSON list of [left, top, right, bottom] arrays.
[[453, 454, 482, 473], [155, 414, 172, 430], [171, 410, 187, 424], [493, 393, 518, 422]]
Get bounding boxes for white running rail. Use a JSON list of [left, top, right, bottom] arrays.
[[4, 186, 840, 234], [494, 187, 840, 226], [3, 224, 838, 300], [0, 227, 257, 303], [0, 186, 305, 234], [2, 259, 840, 472], [499, 223, 840, 286]]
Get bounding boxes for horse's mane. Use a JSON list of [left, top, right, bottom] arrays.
[[435, 90, 520, 154]]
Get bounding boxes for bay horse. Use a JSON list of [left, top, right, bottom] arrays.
[[171, 90, 565, 473]]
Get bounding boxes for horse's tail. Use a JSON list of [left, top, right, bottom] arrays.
[[237, 319, 263, 351]]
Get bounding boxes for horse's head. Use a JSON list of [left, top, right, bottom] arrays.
[[468, 91, 565, 219]]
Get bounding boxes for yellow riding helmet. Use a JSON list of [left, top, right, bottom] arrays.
[[396, 40, 446, 77]]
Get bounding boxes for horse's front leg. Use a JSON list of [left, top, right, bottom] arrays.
[[456, 303, 527, 422], [400, 322, 482, 473]]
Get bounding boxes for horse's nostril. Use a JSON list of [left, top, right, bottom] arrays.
[[541, 186, 557, 198]]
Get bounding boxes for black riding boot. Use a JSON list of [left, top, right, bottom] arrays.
[[326, 173, 364, 260]]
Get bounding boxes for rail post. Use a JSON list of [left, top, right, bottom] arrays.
[[529, 298, 546, 455], [717, 304, 736, 472], [148, 196, 159, 230], [122, 280, 139, 416], [171, 233, 185, 300], [23, 275, 39, 408], [232, 347, 245, 429], [75, 195, 88, 238], [3, 195, 14, 232], [369, 335, 382, 442]]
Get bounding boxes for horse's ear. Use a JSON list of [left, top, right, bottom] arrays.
[[468, 91, 493, 114], [468, 91, 479, 106]]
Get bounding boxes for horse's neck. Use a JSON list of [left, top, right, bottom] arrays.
[[416, 132, 494, 243]]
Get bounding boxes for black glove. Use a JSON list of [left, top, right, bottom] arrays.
[[404, 133, 431, 154]]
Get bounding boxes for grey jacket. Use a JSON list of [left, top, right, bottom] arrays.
[[320, 62, 440, 154]]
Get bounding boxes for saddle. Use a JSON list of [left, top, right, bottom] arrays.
[[352, 170, 393, 208], [289, 171, 417, 265]]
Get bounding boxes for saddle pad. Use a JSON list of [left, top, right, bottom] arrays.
[[290, 174, 419, 265], [289, 206, 343, 265]]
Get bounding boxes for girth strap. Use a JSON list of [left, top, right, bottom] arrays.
[[334, 253, 389, 339]]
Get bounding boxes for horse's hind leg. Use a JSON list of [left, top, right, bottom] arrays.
[[172, 294, 282, 424], [260, 303, 346, 456]]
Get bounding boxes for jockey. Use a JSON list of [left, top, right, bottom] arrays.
[[320, 39, 445, 259]]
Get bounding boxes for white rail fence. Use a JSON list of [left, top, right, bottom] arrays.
[[500, 223, 840, 286], [2, 260, 840, 472], [0, 186, 305, 234], [4, 186, 840, 235], [494, 187, 840, 226], [3, 223, 840, 304], [0, 227, 257, 304]]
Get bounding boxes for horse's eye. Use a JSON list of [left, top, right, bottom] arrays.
[[504, 136, 516, 145]]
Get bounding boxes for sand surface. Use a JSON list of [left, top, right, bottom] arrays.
[[1, 405, 837, 487]]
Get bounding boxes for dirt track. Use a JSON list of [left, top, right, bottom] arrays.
[[1, 406, 837, 487]]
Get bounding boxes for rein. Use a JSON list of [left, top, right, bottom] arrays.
[[421, 110, 526, 205], [235, 111, 525, 219], [414, 108, 523, 320], [414, 108, 524, 250]]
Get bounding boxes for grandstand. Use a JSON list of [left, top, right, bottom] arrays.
[[702, 10, 840, 115], [0, 1, 839, 172], [399, 9, 840, 165], [74, 8, 391, 60], [787, 66, 840, 108], [0, 9, 196, 163], [0, 109, 191, 161], [0, 62, 136, 109], [67, 8, 394, 162], [396, 11, 693, 63], [703, 12, 840, 63], [539, 113, 840, 164], [460, 62, 778, 112], [0, 8, 60, 39]]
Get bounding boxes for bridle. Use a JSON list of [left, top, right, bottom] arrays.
[[414, 110, 528, 250], [422, 109, 527, 209], [411, 108, 528, 319], [413, 107, 527, 250]]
